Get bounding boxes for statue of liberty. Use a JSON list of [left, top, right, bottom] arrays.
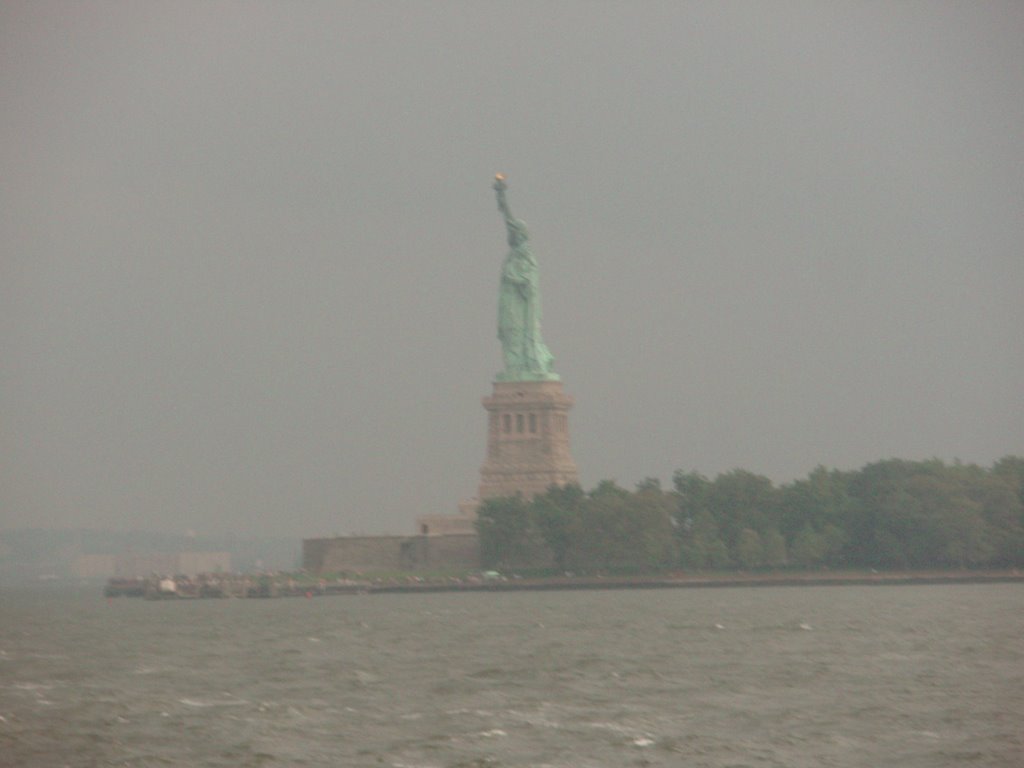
[[493, 174, 559, 382]]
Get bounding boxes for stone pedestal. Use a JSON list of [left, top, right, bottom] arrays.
[[477, 379, 579, 500]]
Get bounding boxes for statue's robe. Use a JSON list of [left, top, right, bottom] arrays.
[[498, 245, 553, 378]]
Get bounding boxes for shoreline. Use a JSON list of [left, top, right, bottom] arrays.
[[101, 568, 1024, 599], [370, 569, 1024, 594]]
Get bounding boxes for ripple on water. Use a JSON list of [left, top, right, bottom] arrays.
[[2, 584, 1022, 768]]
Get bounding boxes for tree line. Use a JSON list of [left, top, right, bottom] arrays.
[[476, 456, 1024, 573]]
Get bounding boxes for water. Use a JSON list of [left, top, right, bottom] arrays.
[[1, 583, 1021, 767]]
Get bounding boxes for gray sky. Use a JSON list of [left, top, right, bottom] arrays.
[[3, 2, 1022, 539]]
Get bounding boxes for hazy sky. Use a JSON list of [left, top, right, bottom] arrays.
[[3, 2, 1022, 539]]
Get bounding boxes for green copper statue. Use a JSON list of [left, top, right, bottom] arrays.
[[493, 174, 559, 382]]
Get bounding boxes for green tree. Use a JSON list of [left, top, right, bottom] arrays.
[[592, 479, 631, 500], [992, 455, 1024, 503], [704, 470, 777, 551], [989, 456, 1024, 566], [476, 495, 536, 569], [902, 473, 994, 567], [844, 460, 931, 567], [820, 523, 848, 565], [975, 470, 1024, 566], [679, 509, 731, 569], [790, 525, 826, 567], [736, 528, 764, 569], [706, 538, 733, 569], [531, 484, 584, 571], [762, 527, 788, 567], [672, 470, 711, 524], [635, 477, 662, 493], [568, 481, 675, 572], [632, 481, 678, 568], [777, 466, 853, 542]]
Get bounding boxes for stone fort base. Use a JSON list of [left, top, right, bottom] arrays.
[[303, 533, 480, 575]]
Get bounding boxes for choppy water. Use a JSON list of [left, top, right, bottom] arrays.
[[1, 583, 1021, 767]]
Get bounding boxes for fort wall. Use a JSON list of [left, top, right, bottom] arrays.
[[303, 534, 480, 575]]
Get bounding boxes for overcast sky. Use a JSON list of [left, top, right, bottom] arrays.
[[2, 2, 1022, 539]]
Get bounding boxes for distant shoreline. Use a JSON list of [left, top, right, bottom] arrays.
[[92, 568, 1023, 600], [369, 569, 1024, 595]]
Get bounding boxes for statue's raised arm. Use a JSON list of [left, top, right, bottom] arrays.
[[493, 173, 530, 251], [493, 173, 515, 228]]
